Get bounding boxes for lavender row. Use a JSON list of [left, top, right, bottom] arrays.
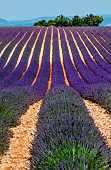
[[76, 29, 111, 72], [91, 30, 111, 55], [77, 82, 111, 113], [0, 32, 31, 81], [67, 28, 105, 84], [104, 30, 111, 40], [80, 28, 111, 63], [97, 31, 111, 45], [0, 31, 33, 83], [14, 27, 45, 87], [30, 86, 111, 169], [77, 29, 111, 74], [0, 30, 38, 90], [0, 85, 41, 155], [30, 27, 51, 97], [0, 27, 39, 49], [0, 32, 26, 70], [51, 27, 66, 88], [73, 28, 111, 82], [83, 29, 111, 65], [0, 28, 12, 41], [0, 29, 17, 42], [59, 27, 86, 89], [0, 31, 20, 53]]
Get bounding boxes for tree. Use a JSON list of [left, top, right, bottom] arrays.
[[47, 20, 55, 26], [33, 14, 103, 27], [34, 20, 47, 26], [85, 14, 94, 26], [72, 15, 81, 26], [54, 15, 71, 27], [93, 16, 103, 26], [83, 14, 103, 26]]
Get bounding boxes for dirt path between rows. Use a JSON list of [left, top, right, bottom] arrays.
[[0, 100, 42, 170], [0, 99, 111, 170], [84, 100, 111, 148]]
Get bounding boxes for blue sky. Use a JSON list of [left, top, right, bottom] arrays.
[[0, 0, 111, 20]]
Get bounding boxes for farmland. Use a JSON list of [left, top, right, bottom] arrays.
[[1, 27, 111, 91], [0, 26, 111, 169]]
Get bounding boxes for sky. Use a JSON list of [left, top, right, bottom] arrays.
[[0, 0, 111, 21]]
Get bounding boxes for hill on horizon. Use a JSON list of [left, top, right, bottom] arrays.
[[0, 14, 111, 26], [0, 16, 56, 26]]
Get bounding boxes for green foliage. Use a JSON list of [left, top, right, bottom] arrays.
[[79, 83, 111, 112], [36, 142, 108, 170], [54, 15, 71, 27], [34, 20, 48, 26], [47, 20, 55, 26], [0, 87, 39, 155], [33, 14, 103, 27], [72, 15, 81, 26], [30, 86, 110, 170]]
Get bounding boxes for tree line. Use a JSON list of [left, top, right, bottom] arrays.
[[33, 14, 103, 27]]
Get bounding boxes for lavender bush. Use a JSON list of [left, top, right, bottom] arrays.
[[0, 86, 40, 154], [77, 83, 111, 112], [30, 86, 111, 170]]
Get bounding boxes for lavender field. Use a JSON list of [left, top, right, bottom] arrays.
[[0, 26, 111, 169], [0, 27, 111, 92]]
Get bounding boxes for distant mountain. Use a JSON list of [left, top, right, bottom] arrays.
[[0, 18, 9, 26], [0, 17, 56, 26], [9, 17, 57, 26], [0, 14, 111, 26]]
